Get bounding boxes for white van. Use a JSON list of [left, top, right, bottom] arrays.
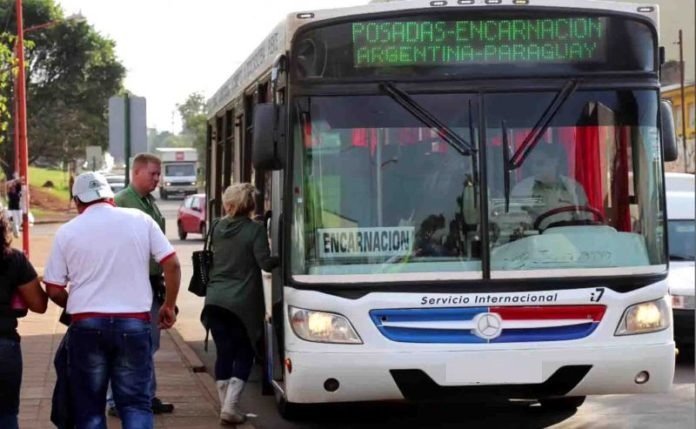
[[665, 173, 695, 351]]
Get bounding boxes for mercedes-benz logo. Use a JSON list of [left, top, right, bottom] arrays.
[[473, 312, 503, 340]]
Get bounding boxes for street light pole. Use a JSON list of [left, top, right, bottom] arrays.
[[677, 29, 688, 172], [15, 0, 30, 257]]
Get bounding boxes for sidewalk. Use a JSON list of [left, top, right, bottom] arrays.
[[17, 303, 229, 428], [14, 230, 254, 428]]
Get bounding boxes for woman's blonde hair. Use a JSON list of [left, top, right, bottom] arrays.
[[222, 183, 257, 218]]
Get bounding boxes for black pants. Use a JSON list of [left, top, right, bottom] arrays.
[[205, 306, 254, 382], [0, 337, 21, 426]]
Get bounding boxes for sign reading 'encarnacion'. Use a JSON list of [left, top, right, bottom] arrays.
[[318, 227, 415, 258]]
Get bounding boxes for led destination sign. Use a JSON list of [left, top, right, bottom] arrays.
[[352, 18, 607, 67]]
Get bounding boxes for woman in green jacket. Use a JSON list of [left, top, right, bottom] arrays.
[[204, 183, 277, 425]]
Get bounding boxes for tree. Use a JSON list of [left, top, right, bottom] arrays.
[[0, 34, 16, 178], [177, 92, 207, 176], [0, 0, 126, 178]]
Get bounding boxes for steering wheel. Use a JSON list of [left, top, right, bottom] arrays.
[[532, 205, 605, 231]]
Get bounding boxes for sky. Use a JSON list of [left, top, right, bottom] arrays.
[[55, 0, 367, 133], [54, 0, 694, 134]]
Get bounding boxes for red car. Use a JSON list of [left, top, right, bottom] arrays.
[[177, 193, 207, 240]]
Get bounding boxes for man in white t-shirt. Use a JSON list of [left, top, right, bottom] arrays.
[[43, 172, 181, 429]]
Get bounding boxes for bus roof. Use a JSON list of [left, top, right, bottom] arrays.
[[206, 0, 658, 118]]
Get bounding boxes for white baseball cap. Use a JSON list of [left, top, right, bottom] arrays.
[[72, 172, 114, 203]]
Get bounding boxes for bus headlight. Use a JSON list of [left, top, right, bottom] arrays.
[[289, 306, 362, 344], [671, 295, 695, 310], [615, 299, 670, 335], [190, 181, 197, 186]]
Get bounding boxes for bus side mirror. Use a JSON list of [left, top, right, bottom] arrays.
[[253, 103, 286, 170], [660, 100, 678, 162]]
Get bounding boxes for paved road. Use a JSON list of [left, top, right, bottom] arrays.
[[157, 198, 695, 429]]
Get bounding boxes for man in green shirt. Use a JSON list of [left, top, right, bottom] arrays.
[[109, 153, 175, 415]]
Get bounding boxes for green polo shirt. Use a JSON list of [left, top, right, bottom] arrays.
[[115, 185, 166, 276]]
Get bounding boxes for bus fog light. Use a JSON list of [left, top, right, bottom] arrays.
[[324, 378, 340, 392], [615, 299, 669, 335], [635, 371, 650, 384], [290, 306, 363, 344]]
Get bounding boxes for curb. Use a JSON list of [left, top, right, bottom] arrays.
[[166, 329, 219, 405], [166, 330, 257, 428], [167, 328, 207, 372]]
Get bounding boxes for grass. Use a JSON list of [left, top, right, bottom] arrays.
[[28, 166, 70, 202]]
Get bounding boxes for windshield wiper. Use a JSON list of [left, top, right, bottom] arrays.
[[670, 255, 695, 261], [379, 82, 476, 156], [502, 120, 511, 213], [508, 79, 579, 170]]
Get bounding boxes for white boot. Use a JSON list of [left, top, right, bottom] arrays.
[[220, 377, 246, 425], [216, 379, 229, 405]]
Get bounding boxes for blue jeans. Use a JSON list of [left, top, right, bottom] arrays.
[[68, 317, 153, 429], [106, 300, 161, 408], [0, 337, 21, 429]]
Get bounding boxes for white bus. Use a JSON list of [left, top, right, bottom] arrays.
[[206, 0, 679, 417]]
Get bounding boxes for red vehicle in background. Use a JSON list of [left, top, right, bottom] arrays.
[[177, 193, 206, 240]]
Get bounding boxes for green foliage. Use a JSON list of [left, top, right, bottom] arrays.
[[0, 33, 16, 157], [0, 0, 126, 178], [177, 92, 207, 175]]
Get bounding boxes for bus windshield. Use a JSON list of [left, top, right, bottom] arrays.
[[291, 94, 481, 280], [165, 164, 196, 177], [485, 89, 665, 277], [290, 89, 666, 281]]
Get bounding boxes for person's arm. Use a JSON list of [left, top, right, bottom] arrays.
[[44, 283, 68, 308], [253, 225, 279, 272], [148, 216, 180, 328], [13, 252, 48, 313], [17, 278, 48, 313], [43, 231, 70, 308], [159, 254, 181, 329]]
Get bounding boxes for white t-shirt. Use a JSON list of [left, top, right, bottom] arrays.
[[43, 203, 175, 314]]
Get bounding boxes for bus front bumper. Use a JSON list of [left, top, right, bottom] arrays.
[[283, 342, 675, 404]]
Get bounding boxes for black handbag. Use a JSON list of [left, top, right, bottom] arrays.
[[188, 219, 219, 297]]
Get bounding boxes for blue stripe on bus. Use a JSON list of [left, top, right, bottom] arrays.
[[369, 307, 488, 324]]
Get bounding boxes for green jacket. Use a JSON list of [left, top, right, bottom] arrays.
[[204, 216, 278, 349], [114, 185, 166, 276]]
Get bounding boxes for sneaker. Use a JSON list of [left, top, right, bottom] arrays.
[[107, 406, 119, 418], [151, 397, 174, 414]]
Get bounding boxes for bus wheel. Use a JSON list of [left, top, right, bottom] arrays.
[[539, 396, 586, 410]]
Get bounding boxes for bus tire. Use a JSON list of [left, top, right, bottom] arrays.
[[539, 396, 586, 410], [276, 393, 308, 421]]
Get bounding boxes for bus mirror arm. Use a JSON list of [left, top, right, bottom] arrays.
[[660, 100, 678, 162], [271, 54, 287, 105]]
